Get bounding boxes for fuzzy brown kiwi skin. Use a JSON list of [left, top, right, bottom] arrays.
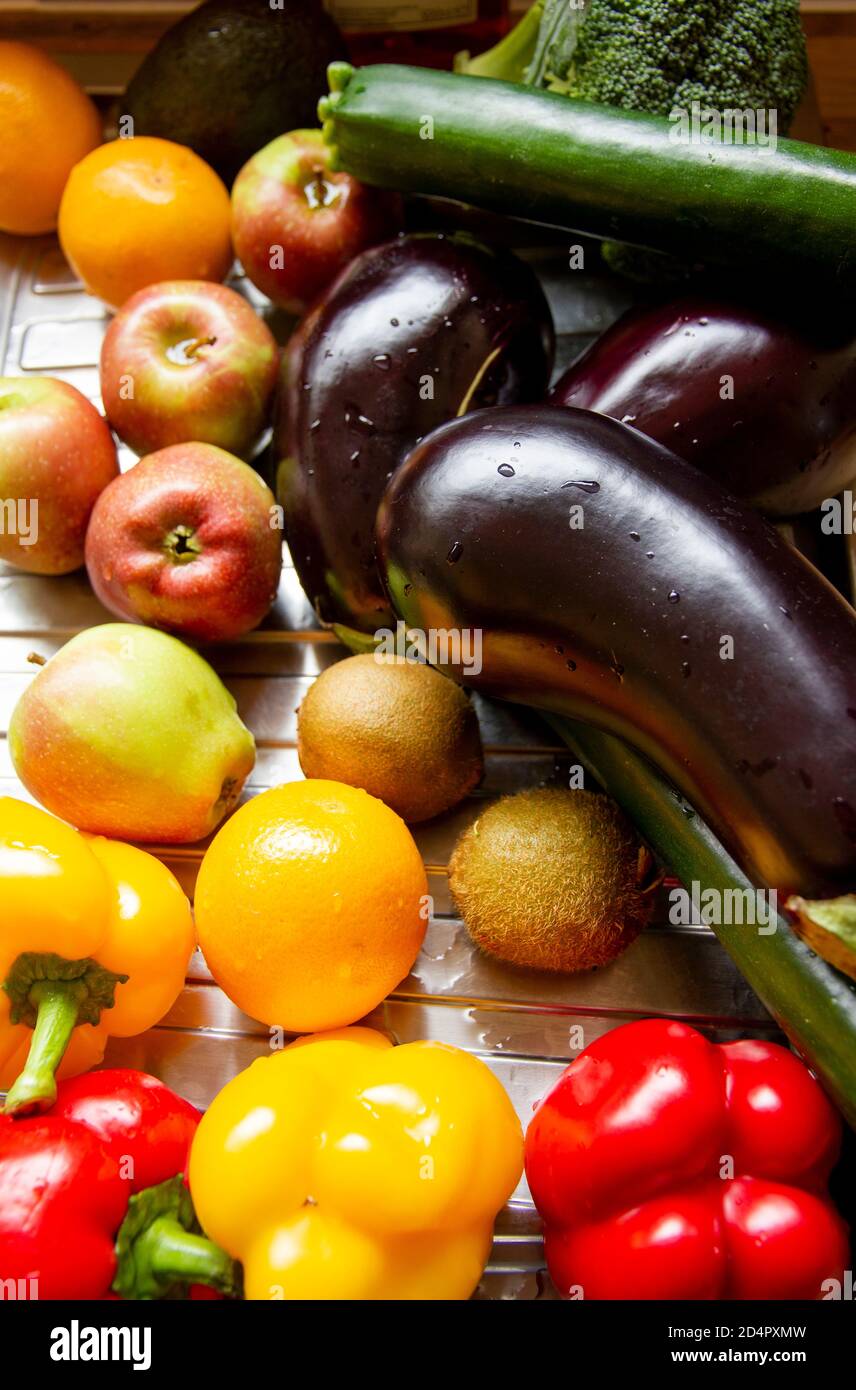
[[297, 653, 484, 823], [448, 788, 656, 974]]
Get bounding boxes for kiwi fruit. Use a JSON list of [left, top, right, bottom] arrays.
[[297, 654, 484, 822], [448, 788, 656, 973]]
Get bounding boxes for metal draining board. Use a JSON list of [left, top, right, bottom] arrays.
[[0, 230, 779, 1300]]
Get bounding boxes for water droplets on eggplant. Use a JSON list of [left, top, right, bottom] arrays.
[[446, 541, 464, 565], [344, 405, 376, 435]]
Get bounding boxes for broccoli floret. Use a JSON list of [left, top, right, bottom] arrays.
[[564, 0, 807, 133]]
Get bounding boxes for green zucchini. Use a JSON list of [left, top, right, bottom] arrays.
[[320, 63, 856, 294], [548, 715, 856, 1129]]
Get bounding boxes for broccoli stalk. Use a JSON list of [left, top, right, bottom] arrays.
[[454, 0, 546, 80]]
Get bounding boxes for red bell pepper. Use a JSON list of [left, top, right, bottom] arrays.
[[525, 1019, 850, 1300], [0, 1068, 237, 1300]]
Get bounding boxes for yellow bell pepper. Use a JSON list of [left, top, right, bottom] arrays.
[[0, 797, 195, 1114], [189, 1026, 524, 1300]]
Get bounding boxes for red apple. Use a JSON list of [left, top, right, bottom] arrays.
[[231, 129, 402, 311], [85, 442, 283, 643], [0, 376, 118, 574], [99, 280, 279, 458]]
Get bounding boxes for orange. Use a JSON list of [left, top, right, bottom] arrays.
[[58, 136, 233, 307], [194, 780, 429, 1034], [0, 41, 102, 235]]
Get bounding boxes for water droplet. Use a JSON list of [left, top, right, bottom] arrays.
[[681, 661, 691, 678], [629, 531, 640, 542], [403, 582, 413, 596], [779, 606, 792, 620], [390, 317, 400, 327], [309, 418, 321, 431], [680, 633, 690, 644], [497, 463, 515, 477], [668, 589, 680, 603], [372, 353, 391, 370], [566, 659, 577, 671], [513, 440, 521, 448], [446, 541, 463, 564], [646, 551, 655, 559], [562, 479, 600, 494], [344, 406, 375, 434]]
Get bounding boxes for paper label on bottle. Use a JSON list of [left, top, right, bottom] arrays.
[[325, 2, 479, 33]]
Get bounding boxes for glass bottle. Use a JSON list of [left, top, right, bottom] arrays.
[[324, 1, 511, 69]]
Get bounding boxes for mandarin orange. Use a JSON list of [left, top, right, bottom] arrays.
[[194, 780, 429, 1033], [58, 136, 232, 307]]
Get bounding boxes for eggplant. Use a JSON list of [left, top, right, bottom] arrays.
[[274, 233, 554, 637], [551, 298, 856, 516], [376, 405, 856, 897]]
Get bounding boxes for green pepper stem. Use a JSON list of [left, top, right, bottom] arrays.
[[3, 982, 83, 1116], [131, 1218, 240, 1300], [112, 1177, 241, 1300]]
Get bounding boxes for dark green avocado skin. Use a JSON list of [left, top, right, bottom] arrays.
[[122, 0, 348, 185]]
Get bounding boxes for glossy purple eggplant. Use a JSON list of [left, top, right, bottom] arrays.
[[376, 404, 856, 897], [274, 233, 554, 637], [551, 298, 856, 515]]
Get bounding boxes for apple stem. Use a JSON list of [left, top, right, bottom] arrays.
[[26, 651, 47, 667], [186, 336, 217, 358]]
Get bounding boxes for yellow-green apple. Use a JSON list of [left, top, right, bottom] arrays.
[[85, 442, 283, 643], [9, 623, 255, 843], [231, 129, 401, 312], [99, 280, 278, 457], [0, 376, 118, 574]]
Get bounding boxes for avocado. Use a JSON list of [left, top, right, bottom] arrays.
[[122, 0, 348, 185]]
